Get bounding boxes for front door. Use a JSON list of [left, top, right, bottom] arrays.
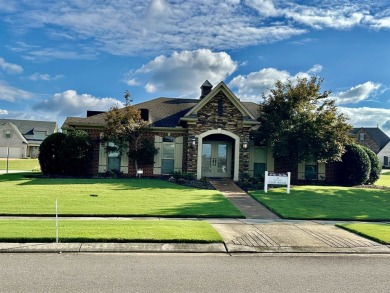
[[201, 141, 231, 178]]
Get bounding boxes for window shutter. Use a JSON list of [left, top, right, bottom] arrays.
[[98, 133, 107, 173], [153, 136, 162, 175], [318, 162, 326, 180], [297, 162, 305, 180], [174, 136, 183, 172], [267, 148, 274, 172]]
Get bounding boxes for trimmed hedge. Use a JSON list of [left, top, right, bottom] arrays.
[[361, 145, 381, 184], [340, 144, 371, 186], [38, 132, 66, 175]]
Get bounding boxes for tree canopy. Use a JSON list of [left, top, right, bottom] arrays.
[[257, 77, 352, 166]]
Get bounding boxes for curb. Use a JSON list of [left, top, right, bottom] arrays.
[[1, 242, 390, 254]]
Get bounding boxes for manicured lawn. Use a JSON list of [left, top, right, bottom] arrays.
[[250, 186, 390, 221], [0, 219, 223, 243], [0, 173, 243, 218], [337, 223, 390, 244], [0, 158, 40, 171], [376, 170, 390, 187]]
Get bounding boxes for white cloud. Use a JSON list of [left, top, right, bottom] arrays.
[[0, 80, 32, 101], [125, 78, 141, 86], [0, 109, 8, 115], [0, 57, 23, 74], [332, 82, 381, 104], [32, 90, 123, 117], [339, 106, 390, 136], [244, 0, 278, 17], [136, 49, 237, 95], [28, 73, 65, 81], [228, 65, 322, 102]]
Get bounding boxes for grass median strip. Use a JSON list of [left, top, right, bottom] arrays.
[[337, 223, 390, 245], [250, 186, 390, 221], [0, 219, 223, 243], [0, 173, 243, 218]]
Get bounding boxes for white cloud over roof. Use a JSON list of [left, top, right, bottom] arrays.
[[32, 90, 123, 118], [135, 49, 237, 94], [0, 57, 23, 74], [0, 80, 32, 101], [332, 82, 381, 104]]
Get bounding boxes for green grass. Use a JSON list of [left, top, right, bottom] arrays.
[[0, 219, 223, 243], [250, 185, 390, 221], [0, 158, 40, 171], [0, 173, 243, 218], [376, 170, 390, 187], [337, 223, 390, 244]]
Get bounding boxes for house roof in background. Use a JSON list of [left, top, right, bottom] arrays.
[[0, 119, 57, 134], [351, 127, 390, 150]]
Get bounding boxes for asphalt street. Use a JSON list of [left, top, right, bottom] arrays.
[[1, 253, 389, 293]]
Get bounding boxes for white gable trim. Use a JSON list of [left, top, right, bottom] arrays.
[[183, 81, 256, 120], [0, 122, 28, 144]]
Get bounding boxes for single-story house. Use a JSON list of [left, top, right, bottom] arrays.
[[351, 127, 390, 167], [0, 119, 58, 158], [62, 81, 339, 182]]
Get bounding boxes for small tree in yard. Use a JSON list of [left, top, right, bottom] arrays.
[[257, 77, 352, 169], [38, 132, 66, 175], [101, 91, 158, 175]]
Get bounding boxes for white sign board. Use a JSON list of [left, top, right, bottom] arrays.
[[264, 171, 291, 194]]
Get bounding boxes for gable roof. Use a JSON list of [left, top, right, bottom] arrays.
[[351, 127, 390, 150], [0, 122, 28, 144], [0, 119, 57, 135], [182, 81, 258, 124]]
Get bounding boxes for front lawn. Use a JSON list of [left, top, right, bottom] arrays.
[[0, 173, 243, 218], [376, 170, 390, 187], [337, 223, 390, 244], [250, 186, 390, 221], [0, 158, 40, 171], [0, 219, 223, 243]]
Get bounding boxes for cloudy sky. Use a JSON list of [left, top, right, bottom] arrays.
[[1, 0, 390, 133]]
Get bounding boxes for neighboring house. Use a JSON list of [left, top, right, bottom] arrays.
[[351, 127, 390, 167], [0, 119, 58, 158], [62, 81, 338, 182]]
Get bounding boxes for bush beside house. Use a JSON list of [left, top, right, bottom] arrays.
[[340, 144, 371, 186]]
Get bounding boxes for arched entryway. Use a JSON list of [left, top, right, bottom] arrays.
[[196, 128, 240, 181]]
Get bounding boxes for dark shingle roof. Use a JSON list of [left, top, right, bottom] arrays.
[[62, 97, 260, 129], [0, 119, 57, 135], [351, 127, 390, 150]]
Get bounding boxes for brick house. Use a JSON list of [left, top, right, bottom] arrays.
[[62, 81, 335, 181], [0, 119, 58, 158], [351, 127, 390, 167]]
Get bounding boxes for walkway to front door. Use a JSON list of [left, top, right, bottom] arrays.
[[209, 179, 280, 219]]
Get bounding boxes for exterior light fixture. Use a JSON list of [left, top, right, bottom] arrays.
[[242, 141, 248, 150], [189, 136, 197, 148]]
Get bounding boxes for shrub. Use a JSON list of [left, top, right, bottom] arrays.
[[38, 132, 66, 175], [361, 146, 381, 184], [59, 130, 92, 176], [340, 144, 371, 186]]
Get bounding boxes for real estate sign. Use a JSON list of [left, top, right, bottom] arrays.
[[264, 171, 291, 194]]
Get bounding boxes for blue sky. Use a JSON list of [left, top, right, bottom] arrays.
[[1, 0, 390, 133]]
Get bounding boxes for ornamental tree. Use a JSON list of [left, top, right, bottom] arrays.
[[101, 91, 157, 175], [257, 77, 352, 167]]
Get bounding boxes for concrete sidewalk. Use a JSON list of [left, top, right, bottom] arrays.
[[1, 218, 389, 254]]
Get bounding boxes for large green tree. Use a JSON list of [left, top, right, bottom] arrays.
[[101, 91, 157, 175], [257, 77, 352, 167]]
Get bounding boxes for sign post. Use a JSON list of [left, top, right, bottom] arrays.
[[6, 147, 9, 174], [264, 171, 291, 194], [55, 199, 59, 243]]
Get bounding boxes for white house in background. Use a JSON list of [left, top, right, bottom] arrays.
[[0, 119, 58, 158], [352, 127, 390, 167]]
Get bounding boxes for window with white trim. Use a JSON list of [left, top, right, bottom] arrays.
[[161, 142, 175, 174], [5, 130, 11, 139], [107, 142, 121, 172], [359, 133, 365, 141]]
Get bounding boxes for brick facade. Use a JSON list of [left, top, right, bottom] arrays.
[[354, 128, 380, 153]]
